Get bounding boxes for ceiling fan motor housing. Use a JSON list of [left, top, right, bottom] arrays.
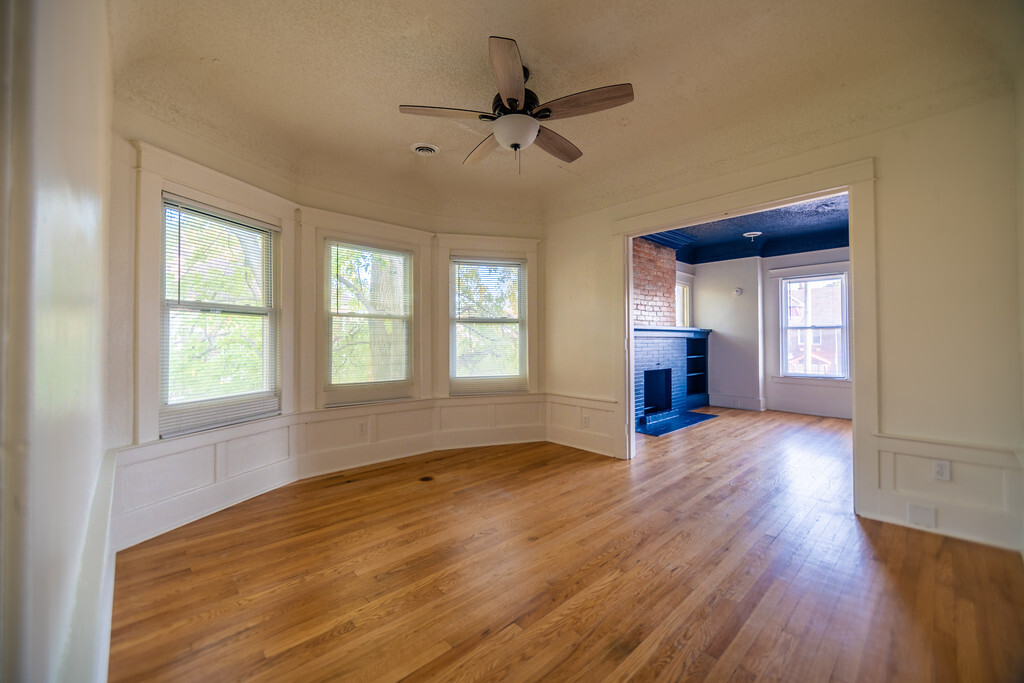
[[491, 88, 541, 117]]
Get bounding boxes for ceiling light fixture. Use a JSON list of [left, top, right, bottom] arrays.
[[743, 231, 762, 241], [491, 114, 540, 152]]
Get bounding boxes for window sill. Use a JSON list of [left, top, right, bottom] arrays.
[[771, 375, 851, 387]]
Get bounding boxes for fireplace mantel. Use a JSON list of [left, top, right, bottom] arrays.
[[634, 326, 712, 337]]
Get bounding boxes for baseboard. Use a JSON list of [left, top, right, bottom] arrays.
[[766, 397, 852, 419], [709, 393, 765, 412], [546, 425, 621, 459]]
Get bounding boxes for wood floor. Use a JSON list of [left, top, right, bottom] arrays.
[[109, 409, 1024, 682]]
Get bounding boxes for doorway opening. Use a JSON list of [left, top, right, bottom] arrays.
[[627, 190, 853, 450]]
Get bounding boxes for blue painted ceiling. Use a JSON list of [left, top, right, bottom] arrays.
[[642, 193, 849, 264]]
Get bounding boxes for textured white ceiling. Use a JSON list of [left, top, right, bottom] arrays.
[[108, 0, 1024, 225]]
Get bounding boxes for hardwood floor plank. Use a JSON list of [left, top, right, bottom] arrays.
[[108, 410, 1024, 681]]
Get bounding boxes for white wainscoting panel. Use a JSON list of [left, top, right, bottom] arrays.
[[120, 445, 215, 512], [222, 427, 291, 479], [869, 435, 1023, 551], [112, 396, 556, 550], [495, 400, 544, 427], [545, 394, 622, 458]]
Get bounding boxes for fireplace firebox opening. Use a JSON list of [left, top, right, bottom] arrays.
[[644, 368, 672, 416]]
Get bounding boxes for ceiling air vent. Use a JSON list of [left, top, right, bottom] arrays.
[[411, 143, 439, 156]]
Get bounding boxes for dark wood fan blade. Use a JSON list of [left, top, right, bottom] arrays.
[[489, 36, 525, 111], [534, 126, 582, 163], [464, 134, 499, 165], [535, 83, 634, 121], [399, 105, 494, 120]]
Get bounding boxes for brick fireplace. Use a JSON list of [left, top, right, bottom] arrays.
[[634, 327, 710, 430]]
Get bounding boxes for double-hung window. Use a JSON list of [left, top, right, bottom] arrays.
[[675, 272, 693, 327], [324, 240, 413, 405], [161, 196, 279, 437], [780, 273, 848, 379], [450, 259, 527, 394]]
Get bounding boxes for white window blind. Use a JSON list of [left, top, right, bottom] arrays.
[[780, 273, 848, 379], [450, 259, 527, 395], [160, 196, 280, 438], [324, 241, 413, 405]]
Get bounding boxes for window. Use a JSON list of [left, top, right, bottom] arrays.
[[160, 196, 279, 437], [324, 240, 413, 405], [780, 273, 848, 379], [675, 275, 692, 327], [450, 259, 527, 394]]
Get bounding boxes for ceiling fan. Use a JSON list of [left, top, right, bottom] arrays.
[[400, 36, 634, 165]]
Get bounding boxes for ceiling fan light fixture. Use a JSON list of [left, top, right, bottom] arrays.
[[492, 114, 540, 151]]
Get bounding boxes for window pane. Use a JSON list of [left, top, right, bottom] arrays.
[[165, 207, 269, 307], [675, 282, 690, 327], [450, 259, 526, 390], [454, 322, 521, 377], [325, 241, 413, 395], [784, 276, 842, 327], [166, 309, 271, 404], [453, 263, 520, 319], [330, 316, 409, 384], [329, 244, 409, 316], [785, 327, 844, 377]]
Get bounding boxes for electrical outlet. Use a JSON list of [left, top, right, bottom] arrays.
[[357, 420, 367, 436], [932, 459, 951, 481], [582, 415, 591, 429], [907, 503, 936, 528]]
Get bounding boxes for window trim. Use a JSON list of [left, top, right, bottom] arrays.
[[134, 143, 296, 444], [779, 272, 849, 380], [433, 234, 539, 398], [675, 270, 694, 327]]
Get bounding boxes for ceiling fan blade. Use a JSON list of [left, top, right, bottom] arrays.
[[399, 105, 494, 120], [489, 36, 526, 111], [464, 134, 499, 165], [534, 126, 582, 163], [535, 83, 634, 121]]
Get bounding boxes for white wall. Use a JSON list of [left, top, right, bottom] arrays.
[[693, 257, 765, 411], [543, 222, 630, 456], [546, 96, 1023, 551], [874, 100, 1021, 448], [2, 0, 113, 680]]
